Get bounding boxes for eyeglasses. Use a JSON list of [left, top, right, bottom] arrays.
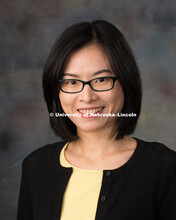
[[58, 76, 118, 93]]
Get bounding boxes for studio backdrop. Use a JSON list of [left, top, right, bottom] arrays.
[[0, 0, 176, 219]]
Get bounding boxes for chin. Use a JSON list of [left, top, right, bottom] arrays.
[[71, 117, 117, 134], [77, 122, 111, 134]]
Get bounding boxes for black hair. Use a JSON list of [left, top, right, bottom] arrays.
[[42, 20, 142, 141]]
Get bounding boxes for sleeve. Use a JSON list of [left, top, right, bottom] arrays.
[[17, 161, 33, 220], [159, 166, 176, 220]]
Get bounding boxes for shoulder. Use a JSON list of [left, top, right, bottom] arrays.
[[140, 139, 176, 159], [137, 138, 176, 172], [22, 141, 67, 170]]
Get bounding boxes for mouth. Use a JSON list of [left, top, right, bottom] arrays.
[[77, 107, 105, 115]]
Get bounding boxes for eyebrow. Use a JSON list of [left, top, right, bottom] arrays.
[[62, 69, 112, 77]]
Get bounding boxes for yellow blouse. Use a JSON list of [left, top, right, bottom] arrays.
[[60, 142, 103, 220]]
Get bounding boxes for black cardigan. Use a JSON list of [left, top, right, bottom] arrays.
[[17, 138, 176, 220]]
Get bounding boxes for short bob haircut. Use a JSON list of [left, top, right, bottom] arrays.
[[42, 20, 142, 142]]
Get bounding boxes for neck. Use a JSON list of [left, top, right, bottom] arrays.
[[71, 127, 133, 160]]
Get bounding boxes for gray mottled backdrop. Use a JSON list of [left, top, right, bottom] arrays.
[[0, 0, 176, 219]]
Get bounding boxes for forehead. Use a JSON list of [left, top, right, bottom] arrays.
[[64, 43, 112, 74]]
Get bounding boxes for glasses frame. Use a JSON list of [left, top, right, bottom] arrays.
[[58, 76, 118, 93]]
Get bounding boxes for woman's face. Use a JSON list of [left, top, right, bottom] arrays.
[[59, 44, 124, 135]]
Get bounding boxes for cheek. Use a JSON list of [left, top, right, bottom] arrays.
[[109, 85, 125, 110], [117, 86, 125, 103], [59, 93, 67, 111], [59, 93, 75, 113]]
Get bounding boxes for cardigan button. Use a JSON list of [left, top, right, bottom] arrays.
[[106, 171, 111, 176], [101, 196, 106, 201]]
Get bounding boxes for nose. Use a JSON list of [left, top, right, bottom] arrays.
[[79, 84, 98, 103]]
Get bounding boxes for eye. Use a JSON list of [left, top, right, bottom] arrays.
[[63, 80, 78, 85], [68, 80, 77, 85], [95, 77, 106, 83]]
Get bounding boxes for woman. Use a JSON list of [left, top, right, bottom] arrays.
[[17, 20, 176, 220]]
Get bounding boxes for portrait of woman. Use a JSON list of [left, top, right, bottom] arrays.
[[17, 20, 176, 220]]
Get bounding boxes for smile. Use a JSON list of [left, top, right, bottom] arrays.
[[77, 107, 104, 114]]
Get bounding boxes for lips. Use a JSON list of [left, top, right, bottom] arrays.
[[77, 107, 104, 115]]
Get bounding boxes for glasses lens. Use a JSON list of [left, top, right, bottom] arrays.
[[60, 79, 82, 92], [91, 77, 114, 91]]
